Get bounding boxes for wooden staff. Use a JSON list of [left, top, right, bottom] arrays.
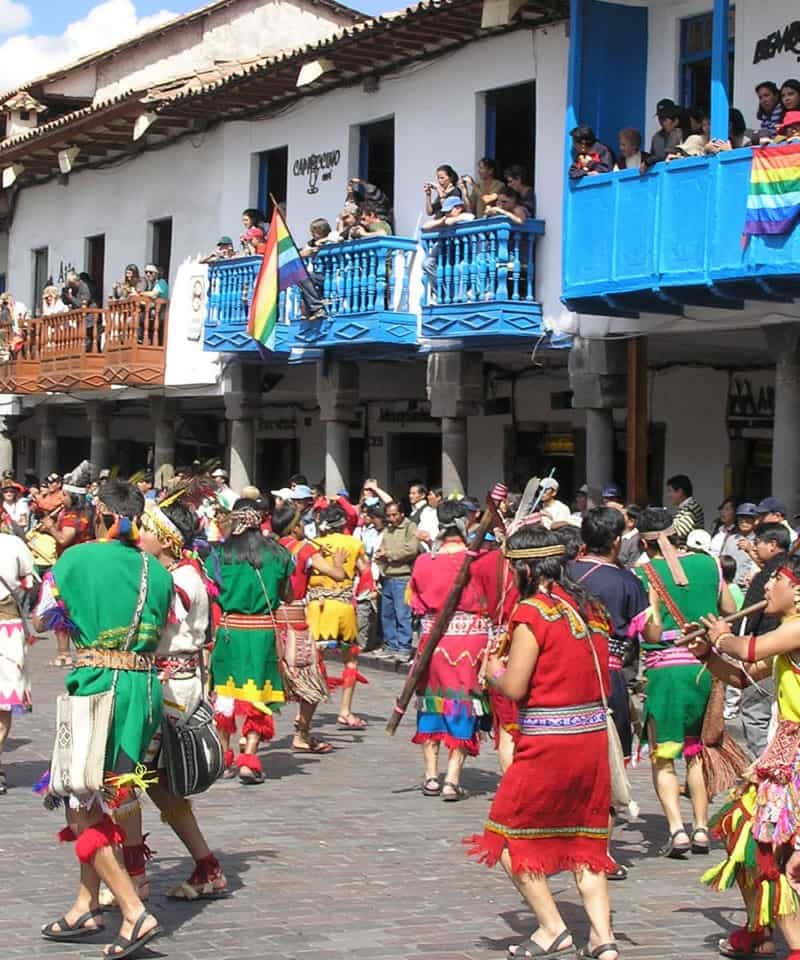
[[385, 484, 507, 736], [674, 600, 767, 646]]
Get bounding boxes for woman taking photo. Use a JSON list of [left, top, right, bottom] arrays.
[[467, 524, 617, 960], [206, 499, 293, 784], [423, 164, 462, 217], [688, 555, 800, 960]]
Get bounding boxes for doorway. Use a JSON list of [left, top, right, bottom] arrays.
[[359, 117, 395, 204], [504, 426, 577, 500], [388, 432, 441, 494], [257, 437, 299, 495], [257, 146, 289, 221], [150, 217, 173, 278], [31, 246, 48, 315], [485, 81, 536, 186], [85, 234, 105, 304], [680, 10, 735, 111]]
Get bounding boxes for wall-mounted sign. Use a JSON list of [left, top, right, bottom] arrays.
[[292, 150, 341, 195], [753, 21, 800, 64], [542, 433, 575, 456]]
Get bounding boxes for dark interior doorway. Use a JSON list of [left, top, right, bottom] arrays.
[[485, 81, 536, 187], [257, 437, 299, 495], [359, 117, 395, 203], [150, 218, 173, 278], [57, 435, 90, 473], [257, 146, 289, 222], [389, 432, 441, 494], [85, 234, 105, 304]]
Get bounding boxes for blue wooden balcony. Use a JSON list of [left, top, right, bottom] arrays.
[[204, 237, 418, 358], [420, 218, 547, 345], [563, 149, 800, 317]]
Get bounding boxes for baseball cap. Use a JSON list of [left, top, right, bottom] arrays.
[[45, 472, 62, 484], [686, 529, 712, 553], [98, 468, 110, 479], [211, 468, 228, 480], [601, 484, 623, 500], [441, 196, 465, 213], [461, 497, 480, 512], [656, 97, 677, 116], [217, 235, 234, 246], [270, 487, 294, 500], [540, 477, 559, 491], [290, 484, 314, 500], [756, 496, 787, 516], [736, 502, 759, 518], [778, 110, 800, 133], [577, 483, 589, 495]]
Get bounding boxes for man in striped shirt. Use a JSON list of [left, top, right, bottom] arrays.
[[667, 474, 704, 538]]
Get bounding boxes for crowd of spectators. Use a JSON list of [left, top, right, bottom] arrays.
[[569, 77, 800, 179]]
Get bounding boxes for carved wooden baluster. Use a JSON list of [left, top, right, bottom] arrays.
[[374, 247, 386, 314], [357, 247, 367, 313], [511, 230, 521, 301], [453, 234, 463, 303], [495, 222, 510, 301], [443, 235, 454, 305]]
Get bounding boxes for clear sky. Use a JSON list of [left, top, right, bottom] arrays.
[[0, 0, 400, 90]]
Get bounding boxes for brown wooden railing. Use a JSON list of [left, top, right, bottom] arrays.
[[0, 298, 168, 394]]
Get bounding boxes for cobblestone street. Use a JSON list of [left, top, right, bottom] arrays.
[[0, 645, 773, 960]]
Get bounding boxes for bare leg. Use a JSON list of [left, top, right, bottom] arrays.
[[244, 731, 260, 755], [650, 757, 688, 837], [499, 849, 571, 952], [293, 700, 321, 749], [686, 754, 709, 831], [574, 867, 616, 958], [422, 740, 440, 781], [443, 747, 466, 794], [149, 780, 211, 862], [0, 708, 10, 752], [497, 726, 515, 774], [340, 652, 358, 719]]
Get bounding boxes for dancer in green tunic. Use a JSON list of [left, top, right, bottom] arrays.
[[35, 481, 173, 958], [207, 500, 293, 784]]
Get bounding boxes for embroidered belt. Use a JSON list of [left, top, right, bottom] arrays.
[[518, 701, 606, 736], [221, 612, 278, 630], [608, 655, 624, 672], [275, 602, 307, 624], [74, 650, 155, 672], [644, 643, 699, 671], [308, 586, 354, 604], [421, 612, 490, 636], [155, 653, 201, 676]]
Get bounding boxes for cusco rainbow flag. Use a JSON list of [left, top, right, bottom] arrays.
[[247, 208, 308, 351], [743, 142, 800, 239]]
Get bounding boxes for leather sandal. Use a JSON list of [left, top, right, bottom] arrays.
[[660, 828, 691, 859], [508, 928, 574, 958], [103, 910, 161, 959], [441, 781, 468, 802], [691, 826, 710, 854], [579, 944, 619, 959], [422, 777, 441, 797], [42, 908, 105, 941]]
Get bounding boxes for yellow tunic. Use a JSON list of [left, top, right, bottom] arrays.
[[306, 532, 364, 645]]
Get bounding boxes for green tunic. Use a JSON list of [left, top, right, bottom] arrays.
[[206, 542, 292, 706], [53, 540, 173, 772], [636, 552, 721, 759]]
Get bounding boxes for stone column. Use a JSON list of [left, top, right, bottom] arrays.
[[151, 396, 176, 487], [427, 352, 483, 495], [568, 339, 626, 498], [317, 359, 358, 496], [85, 400, 112, 478], [0, 417, 14, 476], [37, 404, 59, 478], [766, 325, 800, 519], [223, 364, 262, 493]]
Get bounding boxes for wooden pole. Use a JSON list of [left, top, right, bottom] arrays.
[[627, 336, 648, 504]]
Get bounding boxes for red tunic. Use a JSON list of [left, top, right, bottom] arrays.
[[467, 586, 614, 876]]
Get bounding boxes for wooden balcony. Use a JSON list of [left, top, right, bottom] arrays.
[[0, 299, 168, 395]]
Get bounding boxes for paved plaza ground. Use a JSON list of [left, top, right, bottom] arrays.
[[0, 644, 778, 960]]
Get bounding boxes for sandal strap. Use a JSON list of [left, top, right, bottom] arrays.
[[588, 944, 618, 958], [129, 911, 153, 942], [549, 931, 573, 953]]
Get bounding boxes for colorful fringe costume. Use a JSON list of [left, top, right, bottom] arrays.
[[467, 588, 615, 876], [306, 531, 364, 648], [206, 541, 292, 749], [409, 550, 492, 756], [702, 651, 800, 930], [635, 552, 721, 759]]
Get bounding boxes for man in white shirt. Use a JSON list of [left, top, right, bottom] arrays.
[[408, 482, 439, 549], [539, 478, 571, 527], [211, 468, 237, 511]]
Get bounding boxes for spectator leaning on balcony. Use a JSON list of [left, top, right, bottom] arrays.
[[781, 78, 800, 113], [615, 127, 653, 173], [705, 108, 752, 155], [142, 264, 169, 299], [466, 157, 505, 217], [504, 164, 536, 217], [569, 125, 614, 178], [773, 110, 800, 142], [240, 207, 264, 245], [61, 270, 92, 310], [242, 227, 267, 256], [297, 218, 334, 323], [111, 264, 147, 299], [346, 178, 392, 226], [424, 164, 462, 217], [336, 201, 361, 241], [666, 107, 709, 160], [650, 99, 684, 161], [483, 185, 529, 225], [421, 196, 475, 290], [41, 285, 67, 316], [199, 237, 236, 265], [350, 202, 392, 238], [755, 81, 784, 140]]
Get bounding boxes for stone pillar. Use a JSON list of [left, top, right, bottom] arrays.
[[0, 417, 13, 476], [427, 352, 483, 495], [37, 404, 58, 478], [568, 340, 626, 498], [585, 408, 615, 495], [223, 364, 262, 494], [85, 400, 112, 478], [316, 359, 358, 496], [151, 396, 176, 487], [766, 325, 800, 519]]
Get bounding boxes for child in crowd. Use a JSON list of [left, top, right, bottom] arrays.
[[297, 218, 335, 322]]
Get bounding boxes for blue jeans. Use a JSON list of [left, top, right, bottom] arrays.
[[381, 576, 412, 652]]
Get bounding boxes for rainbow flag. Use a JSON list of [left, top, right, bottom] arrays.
[[743, 142, 800, 239], [247, 208, 308, 350]]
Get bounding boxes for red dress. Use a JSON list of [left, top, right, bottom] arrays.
[[467, 586, 615, 876]]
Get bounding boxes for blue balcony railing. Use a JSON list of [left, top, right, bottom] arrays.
[[420, 217, 546, 343], [563, 148, 800, 316]]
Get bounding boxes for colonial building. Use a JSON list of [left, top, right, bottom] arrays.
[[0, 0, 797, 520]]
